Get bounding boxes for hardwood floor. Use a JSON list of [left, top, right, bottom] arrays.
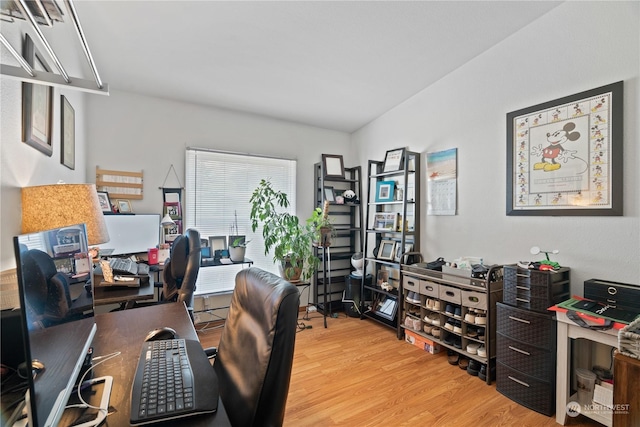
[[196, 311, 602, 427]]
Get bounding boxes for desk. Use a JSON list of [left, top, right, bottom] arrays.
[[555, 311, 618, 426], [67, 303, 230, 426], [93, 274, 154, 309], [201, 257, 253, 267]]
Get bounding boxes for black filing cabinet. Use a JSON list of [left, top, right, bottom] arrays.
[[496, 265, 570, 416]]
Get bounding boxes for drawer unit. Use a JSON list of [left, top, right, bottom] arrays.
[[439, 284, 461, 305], [419, 280, 439, 299], [403, 275, 420, 293], [496, 303, 555, 349], [461, 289, 487, 309], [584, 278, 640, 313], [496, 332, 555, 379], [496, 361, 554, 416], [503, 266, 570, 312]]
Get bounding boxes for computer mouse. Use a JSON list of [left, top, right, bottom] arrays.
[[144, 327, 178, 342]]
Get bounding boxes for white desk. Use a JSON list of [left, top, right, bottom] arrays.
[[555, 311, 618, 426]]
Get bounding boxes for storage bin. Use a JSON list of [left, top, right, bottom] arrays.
[[462, 290, 487, 309], [439, 284, 461, 305], [403, 276, 419, 293], [419, 280, 439, 298]]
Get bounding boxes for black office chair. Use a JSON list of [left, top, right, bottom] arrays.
[[20, 249, 90, 327], [160, 228, 201, 320], [213, 267, 300, 427]]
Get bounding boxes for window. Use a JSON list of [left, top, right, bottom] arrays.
[[185, 148, 296, 294]]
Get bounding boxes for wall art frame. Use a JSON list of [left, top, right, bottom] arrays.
[[22, 34, 53, 156], [60, 95, 75, 169], [96, 191, 112, 214], [376, 239, 396, 261], [322, 154, 345, 179], [506, 81, 623, 216], [375, 180, 395, 202], [383, 148, 405, 172]]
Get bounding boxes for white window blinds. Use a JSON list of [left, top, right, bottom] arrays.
[[185, 148, 296, 294]]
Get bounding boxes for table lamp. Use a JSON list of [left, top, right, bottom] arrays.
[[21, 183, 110, 245], [160, 213, 175, 244]]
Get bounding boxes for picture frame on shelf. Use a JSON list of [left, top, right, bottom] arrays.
[[323, 186, 335, 202], [163, 202, 181, 220], [60, 95, 75, 170], [506, 81, 623, 216], [375, 180, 395, 202], [374, 295, 397, 321], [117, 199, 132, 213], [96, 191, 112, 214], [383, 148, 405, 172], [22, 34, 53, 156], [321, 154, 345, 179], [209, 236, 227, 251], [377, 240, 396, 261], [164, 223, 180, 243], [394, 243, 413, 263], [373, 212, 398, 231]]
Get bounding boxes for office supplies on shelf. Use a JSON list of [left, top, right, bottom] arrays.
[[130, 338, 218, 425], [109, 258, 149, 276]]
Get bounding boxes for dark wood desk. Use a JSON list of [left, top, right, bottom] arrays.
[[86, 303, 230, 426], [93, 274, 155, 309]]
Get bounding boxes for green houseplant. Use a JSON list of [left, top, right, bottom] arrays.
[[250, 179, 319, 281]]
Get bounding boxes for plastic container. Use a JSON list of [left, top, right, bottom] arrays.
[[575, 368, 597, 405]]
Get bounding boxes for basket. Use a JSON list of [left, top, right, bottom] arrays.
[[618, 316, 640, 359]]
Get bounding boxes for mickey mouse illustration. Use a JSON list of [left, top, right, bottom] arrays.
[[532, 122, 580, 172]]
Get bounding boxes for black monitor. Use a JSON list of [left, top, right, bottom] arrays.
[[12, 223, 96, 427]]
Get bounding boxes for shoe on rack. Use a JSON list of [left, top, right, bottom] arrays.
[[474, 309, 487, 325], [426, 298, 434, 310], [466, 326, 478, 338], [423, 324, 434, 335], [478, 364, 496, 381], [431, 328, 441, 339], [454, 336, 462, 349], [454, 306, 462, 319], [467, 359, 481, 376], [477, 327, 486, 341], [477, 345, 486, 358], [406, 292, 420, 305], [466, 342, 480, 355], [429, 313, 441, 326], [458, 356, 469, 370], [464, 310, 476, 323], [444, 334, 454, 346], [453, 320, 463, 334], [444, 318, 455, 331], [445, 304, 455, 317], [432, 300, 441, 311], [447, 350, 459, 365]]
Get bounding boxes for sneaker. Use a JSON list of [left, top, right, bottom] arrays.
[[423, 324, 434, 335], [454, 306, 462, 319], [444, 334, 454, 346], [477, 345, 487, 358], [479, 364, 496, 382], [431, 328, 441, 339], [464, 310, 476, 323], [466, 342, 480, 355], [477, 327, 486, 341], [466, 327, 478, 338], [444, 318, 455, 331], [453, 320, 462, 334], [467, 359, 481, 376], [458, 356, 469, 370], [454, 336, 462, 349], [445, 304, 455, 316], [474, 310, 487, 325], [406, 292, 420, 304], [429, 313, 441, 326], [432, 300, 441, 311], [426, 298, 434, 310]]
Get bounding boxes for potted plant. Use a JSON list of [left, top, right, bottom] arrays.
[[307, 200, 334, 247], [228, 211, 250, 262], [250, 179, 319, 282]]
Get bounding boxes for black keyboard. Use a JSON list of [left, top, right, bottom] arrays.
[[130, 339, 218, 425]]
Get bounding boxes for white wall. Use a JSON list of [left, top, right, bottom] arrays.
[[352, 2, 640, 293], [1, 23, 90, 269], [85, 90, 353, 216]]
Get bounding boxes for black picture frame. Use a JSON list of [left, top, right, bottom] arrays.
[[321, 154, 345, 179], [60, 95, 75, 169], [323, 186, 335, 202], [506, 81, 623, 216], [373, 295, 397, 321], [22, 34, 53, 156], [382, 148, 405, 172], [96, 191, 112, 214]]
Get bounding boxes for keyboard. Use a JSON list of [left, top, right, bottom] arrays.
[[130, 339, 218, 425], [109, 258, 150, 276]]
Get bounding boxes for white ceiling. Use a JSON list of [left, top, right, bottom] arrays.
[[62, 1, 560, 132]]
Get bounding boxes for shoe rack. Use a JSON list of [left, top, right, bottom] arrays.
[[400, 264, 503, 385]]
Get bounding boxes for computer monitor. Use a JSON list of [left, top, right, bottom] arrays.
[[102, 214, 160, 256], [13, 223, 96, 427]]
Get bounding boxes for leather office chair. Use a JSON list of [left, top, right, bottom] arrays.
[[161, 228, 201, 320], [213, 267, 300, 427], [20, 249, 89, 327]]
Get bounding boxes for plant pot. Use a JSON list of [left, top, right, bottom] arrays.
[[319, 226, 332, 247], [278, 257, 303, 283], [229, 246, 246, 262]]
